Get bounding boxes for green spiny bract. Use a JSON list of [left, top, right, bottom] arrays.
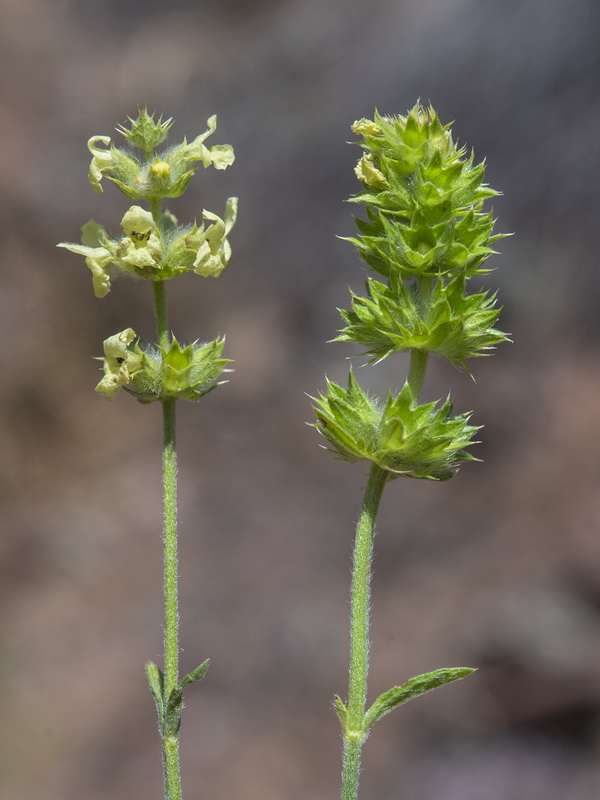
[[346, 206, 498, 280], [312, 371, 479, 481], [96, 329, 229, 403], [116, 108, 174, 153], [336, 274, 507, 371]]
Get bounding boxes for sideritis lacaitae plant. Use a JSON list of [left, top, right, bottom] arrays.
[[312, 103, 508, 800]]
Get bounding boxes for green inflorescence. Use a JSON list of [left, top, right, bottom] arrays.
[[314, 103, 508, 800], [59, 108, 237, 406], [336, 274, 505, 371], [95, 330, 230, 404], [59, 111, 237, 298], [313, 371, 479, 481], [314, 103, 508, 481], [87, 111, 234, 197], [59, 108, 237, 800]]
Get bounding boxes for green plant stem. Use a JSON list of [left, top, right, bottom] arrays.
[[163, 734, 182, 800], [162, 395, 181, 800], [150, 195, 161, 222], [150, 198, 170, 349], [153, 280, 170, 350], [162, 397, 179, 697], [153, 276, 182, 800], [341, 463, 388, 800], [407, 349, 428, 400], [408, 276, 432, 401], [341, 341, 430, 800]]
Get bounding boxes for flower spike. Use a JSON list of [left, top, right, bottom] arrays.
[[309, 105, 507, 800], [61, 108, 237, 800]]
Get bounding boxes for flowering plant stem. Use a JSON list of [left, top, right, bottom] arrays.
[[341, 349, 428, 800], [60, 109, 237, 800], [151, 172, 181, 797], [152, 275, 183, 800], [161, 393, 181, 800], [151, 170, 183, 798], [342, 462, 387, 800], [313, 105, 506, 800]]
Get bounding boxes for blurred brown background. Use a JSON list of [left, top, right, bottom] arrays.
[[2, 0, 600, 798]]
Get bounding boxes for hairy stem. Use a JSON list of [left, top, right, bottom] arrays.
[[153, 280, 170, 350], [162, 395, 181, 800], [341, 334, 430, 800], [407, 274, 433, 400], [162, 397, 179, 697], [341, 463, 388, 800], [153, 276, 181, 800], [407, 349, 429, 400], [150, 195, 161, 222]]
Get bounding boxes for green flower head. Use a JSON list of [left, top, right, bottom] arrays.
[[127, 336, 231, 403], [95, 332, 230, 403], [336, 274, 508, 371], [86, 114, 235, 200], [312, 370, 479, 481], [347, 103, 502, 282]]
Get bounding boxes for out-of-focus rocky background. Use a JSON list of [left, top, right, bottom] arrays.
[[2, 0, 600, 798]]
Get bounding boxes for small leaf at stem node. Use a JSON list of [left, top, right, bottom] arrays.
[[363, 666, 475, 729]]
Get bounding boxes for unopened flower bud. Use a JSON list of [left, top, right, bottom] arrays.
[[151, 160, 171, 177], [116, 108, 173, 152]]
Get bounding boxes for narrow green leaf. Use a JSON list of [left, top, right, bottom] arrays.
[[178, 658, 211, 691], [146, 661, 165, 720], [363, 667, 475, 728], [334, 695, 348, 727], [164, 659, 211, 738]]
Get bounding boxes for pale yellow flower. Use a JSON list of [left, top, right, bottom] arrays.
[[117, 206, 163, 269], [87, 136, 113, 193], [95, 328, 144, 399], [351, 119, 383, 137], [191, 197, 238, 278], [183, 116, 235, 171], [58, 218, 115, 298], [354, 153, 388, 188]]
